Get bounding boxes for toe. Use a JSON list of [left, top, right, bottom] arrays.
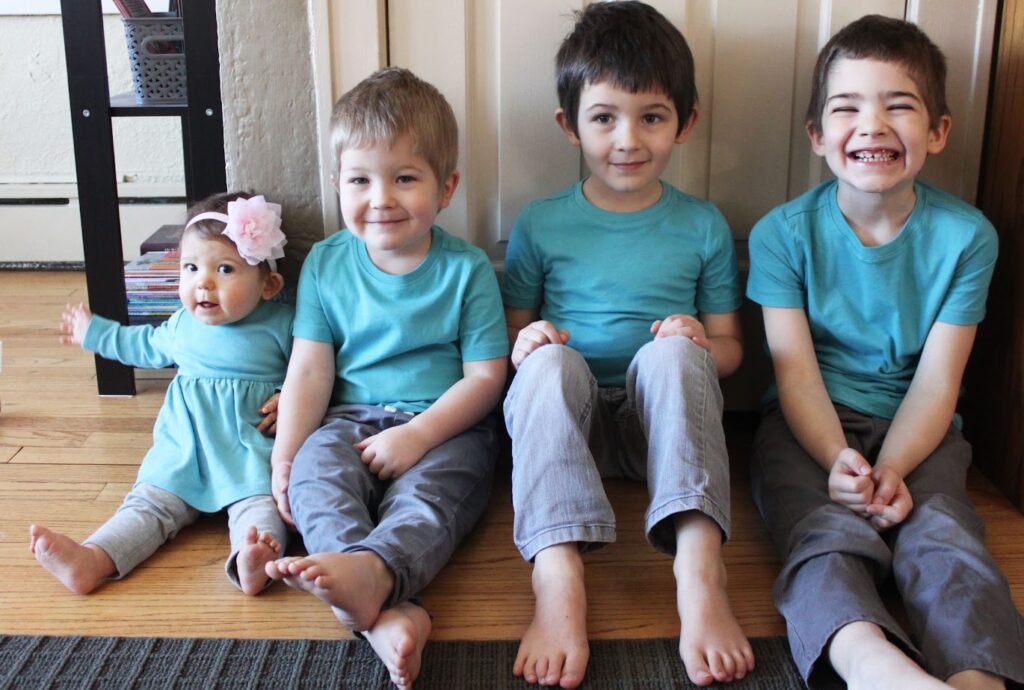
[[682, 646, 713, 686]]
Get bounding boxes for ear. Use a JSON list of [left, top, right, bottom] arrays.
[[555, 108, 581, 146], [806, 122, 826, 157], [927, 114, 952, 155], [438, 169, 460, 210], [330, 171, 340, 192], [261, 271, 285, 300], [674, 106, 700, 144]]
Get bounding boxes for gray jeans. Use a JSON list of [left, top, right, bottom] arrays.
[[86, 482, 286, 591], [504, 337, 731, 560], [751, 403, 1024, 689], [288, 404, 496, 608]]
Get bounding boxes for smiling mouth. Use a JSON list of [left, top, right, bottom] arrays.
[[613, 161, 648, 169], [850, 149, 899, 162], [197, 301, 218, 309]]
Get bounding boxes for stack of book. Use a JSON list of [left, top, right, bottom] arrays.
[[124, 249, 181, 325]]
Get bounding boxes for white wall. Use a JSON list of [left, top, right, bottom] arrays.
[[0, 7, 186, 262]]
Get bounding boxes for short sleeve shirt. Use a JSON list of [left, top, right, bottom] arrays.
[[294, 226, 508, 412], [747, 180, 998, 419]]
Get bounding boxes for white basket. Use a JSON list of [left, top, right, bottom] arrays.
[[122, 15, 186, 103]]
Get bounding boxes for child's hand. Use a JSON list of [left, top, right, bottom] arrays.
[[511, 320, 570, 369], [865, 466, 913, 531], [354, 425, 432, 481], [650, 314, 708, 350], [828, 448, 875, 514], [271, 461, 295, 527], [60, 303, 93, 347], [256, 392, 281, 436]]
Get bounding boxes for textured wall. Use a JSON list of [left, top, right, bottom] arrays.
[[217, 0, 323, 276], [0, 15, 183, 186]]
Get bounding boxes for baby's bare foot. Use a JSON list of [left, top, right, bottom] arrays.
[[237, 526, 281, 595], [513, 545, 589, 689], [265, 551, 393, 630], [363, 602, 431, 688], [29, 524, 115, 594]]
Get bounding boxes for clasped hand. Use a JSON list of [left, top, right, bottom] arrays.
[[828, 448, 913, 531]]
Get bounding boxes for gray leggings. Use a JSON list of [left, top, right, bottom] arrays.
[[751, 403, 1024, 689], [85, 483, 287, 591]]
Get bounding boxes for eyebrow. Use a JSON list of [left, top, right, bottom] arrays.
[[583, 101, 673, 112], [826, 90, 922, 103]]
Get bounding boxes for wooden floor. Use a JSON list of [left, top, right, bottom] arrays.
[[1, 271, 1022, 644]]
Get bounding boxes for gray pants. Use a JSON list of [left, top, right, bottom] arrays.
[[751, 404, 1024, 689], [288, 404, 496, 608], [504, 337, 731, 560], [86, 482, 287, 591]]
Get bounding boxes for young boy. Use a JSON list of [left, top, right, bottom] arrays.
[[502, 3, 754, 688], [747, 15, 1024, 690], [265, 68, 508, 688]]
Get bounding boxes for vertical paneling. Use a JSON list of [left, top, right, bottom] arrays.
[[497, 0, 582, 243], [389, 0, 471, 242], [707, 1, 799, 237], [910, 0, 997, 202]]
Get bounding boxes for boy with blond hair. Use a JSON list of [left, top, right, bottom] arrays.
[[502, 2, 754, 687], [747, 15, 1024, 690], [266, 67, 508, 688]]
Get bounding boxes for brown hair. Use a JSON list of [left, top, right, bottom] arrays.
[[806, 14, 949, 134]]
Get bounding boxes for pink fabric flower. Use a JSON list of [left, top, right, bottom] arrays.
[[222, 195, 287, 267]]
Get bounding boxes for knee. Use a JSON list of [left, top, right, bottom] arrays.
[[511, 344, 591, 394], [634, 336, 709, 375]]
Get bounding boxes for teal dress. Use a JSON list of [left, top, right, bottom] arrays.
[[83, 301, 293, 512]]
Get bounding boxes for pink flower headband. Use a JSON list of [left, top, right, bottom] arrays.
[[184, 195, 287, 271]]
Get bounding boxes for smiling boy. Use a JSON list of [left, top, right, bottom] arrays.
[[502, 3, 753, 688], [747, 15, 1024, 690], [266, 68, 508, 688]]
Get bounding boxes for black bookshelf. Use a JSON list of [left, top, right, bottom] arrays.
[[60, 1, 226, 395]]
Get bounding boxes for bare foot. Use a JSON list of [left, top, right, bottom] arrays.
[[674, 513, 754, 685], [947, 669, 1006, 690], [29, 524, 115, 594], [830, 621, 951, 690], [362, 602, 431, 688], [513, 544, 589, 689], [265, 551, 394, 630], [237, 526, 282, 595]]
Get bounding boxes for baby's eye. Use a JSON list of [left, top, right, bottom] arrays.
[[182, 263, 197, 272], [218, 264, 234, 274], [396, 174, 417, 184], [347, 176, 369, 185]]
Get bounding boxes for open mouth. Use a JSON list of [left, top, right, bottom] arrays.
[[849, 149, 899, 163], [197, 301, 218, 309]]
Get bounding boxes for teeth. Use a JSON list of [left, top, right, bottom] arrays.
[[853, 150, 897, 162]]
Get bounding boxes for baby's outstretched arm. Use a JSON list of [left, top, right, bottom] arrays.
[[60, 302, 92, 347]]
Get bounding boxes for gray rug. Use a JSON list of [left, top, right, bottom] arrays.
[[0, 635, 804, 689]]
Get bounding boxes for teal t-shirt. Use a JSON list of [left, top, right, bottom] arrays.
[[293, 226, 508, 413], [83, 301, 294, 512], [747, 180, 998, 420], [502, 181, 741, 386]]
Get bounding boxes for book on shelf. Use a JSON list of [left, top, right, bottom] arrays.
[[124, 249, 181, 325]]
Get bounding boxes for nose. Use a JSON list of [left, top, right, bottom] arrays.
[[857, 108, 887, 137], [615, 121, 640, 151], [370, 183, 395, 208]]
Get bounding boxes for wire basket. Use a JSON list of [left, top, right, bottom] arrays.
[[122, 14, 186, 104]]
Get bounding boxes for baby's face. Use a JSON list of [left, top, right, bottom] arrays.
[[809, 57, 950, 200], [178, 233, 270, 326], [559, 80, 693, 213]]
